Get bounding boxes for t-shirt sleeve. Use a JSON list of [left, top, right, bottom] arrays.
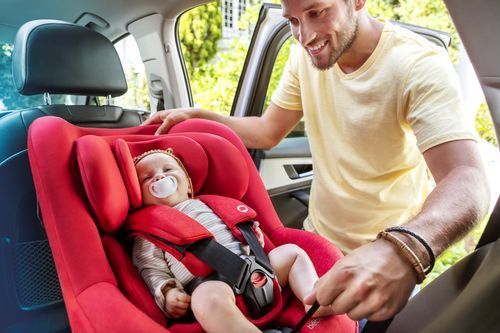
[[403, 49, 476, 153], [271, 45, 303, 111]]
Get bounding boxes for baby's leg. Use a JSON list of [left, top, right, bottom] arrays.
[[269, 244, 334, 317], [191, 280, 260, 333]]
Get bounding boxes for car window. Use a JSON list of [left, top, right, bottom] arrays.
[[263, 36, 305, 138], [0, 43, 67, 110], [178, 2, 253, 114], [112, 35, 150, 111]]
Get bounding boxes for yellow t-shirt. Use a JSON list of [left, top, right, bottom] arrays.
[[271, 21, 475, 252]]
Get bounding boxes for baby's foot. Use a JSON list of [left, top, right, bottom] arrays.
[[305, 303, 335, 318]]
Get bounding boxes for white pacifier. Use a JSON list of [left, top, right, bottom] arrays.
[[149, 176, 178, 198]]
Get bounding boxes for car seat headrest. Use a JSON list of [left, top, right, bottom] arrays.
[[76, 133, 249, 232], [13, 19, 127, 96], [76, 135, 130, 233], [115, 134, 250, 208], [114, 136, 209, 209]]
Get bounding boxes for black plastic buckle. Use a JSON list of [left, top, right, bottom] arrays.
[[233, 256, 275, 318]]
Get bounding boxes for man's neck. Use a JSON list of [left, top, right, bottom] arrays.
[[337, 14, 384, 74]]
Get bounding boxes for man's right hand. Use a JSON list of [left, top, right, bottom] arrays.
[[165, 287, 191, 318], [142, 108, 197, 135]]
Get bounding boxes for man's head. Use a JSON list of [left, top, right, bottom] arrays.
[[282, 0, 363, 70], [134, 149, 193, 207]]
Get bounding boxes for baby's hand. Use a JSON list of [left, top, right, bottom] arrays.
[[253, 221, 265, 248], [165, 288, 191, 318]]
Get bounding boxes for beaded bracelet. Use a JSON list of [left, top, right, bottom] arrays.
[[384, 226, 436, 275], [377, 231, 426, 284]]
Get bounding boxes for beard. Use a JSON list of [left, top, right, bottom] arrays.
[[309, 15, 359, 71]]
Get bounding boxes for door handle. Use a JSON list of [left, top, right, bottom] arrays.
[[283, 164, 313, 180]]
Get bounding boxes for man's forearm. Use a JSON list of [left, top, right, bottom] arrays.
[[191, 108, 282, 149], [400, 165, 490, 268]]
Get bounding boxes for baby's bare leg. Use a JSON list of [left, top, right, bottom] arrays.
[[269, 244, 333, 317], [191, 281, 260, 333]]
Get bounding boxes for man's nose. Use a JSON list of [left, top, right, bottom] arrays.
[[298, 23, 315, 46]]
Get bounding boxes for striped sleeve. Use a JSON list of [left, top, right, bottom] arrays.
[[132, 237, 183, 316]]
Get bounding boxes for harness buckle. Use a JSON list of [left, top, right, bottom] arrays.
[[234, 255, 275, 318]]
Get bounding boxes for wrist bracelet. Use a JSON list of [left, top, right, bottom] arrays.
[[377, 231, 426, 284], [384, 226, 435, 275]]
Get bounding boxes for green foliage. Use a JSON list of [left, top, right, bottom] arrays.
[[423, 218, 486, 287], [179, 1, 223, 76], [114, 67, 150, 111], [475, 101, 498, 146], [367, 0, 460, 63]]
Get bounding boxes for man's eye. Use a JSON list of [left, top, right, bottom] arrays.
[[311, 9, 325, 18], [288, 18, 298, 25]]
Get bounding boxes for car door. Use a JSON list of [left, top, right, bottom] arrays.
[[231, 4, 451, 230]]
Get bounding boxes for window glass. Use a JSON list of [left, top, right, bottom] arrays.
[[112, 35, 150, 111], [178, 1, 254, 115], [263, 37, 304, 138]]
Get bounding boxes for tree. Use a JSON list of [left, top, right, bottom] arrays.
[[179, 1, 223, 76]]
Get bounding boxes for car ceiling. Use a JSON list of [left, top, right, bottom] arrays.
[[0, 0, 210, 44]]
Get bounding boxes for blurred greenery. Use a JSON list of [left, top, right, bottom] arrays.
[[179, 1, 223, 77], [476, 101, 498, 146]]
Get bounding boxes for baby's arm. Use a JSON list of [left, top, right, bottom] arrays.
[[132, 237, 189, 317]]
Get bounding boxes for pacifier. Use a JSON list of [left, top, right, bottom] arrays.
[[149, 176, 178, 198]]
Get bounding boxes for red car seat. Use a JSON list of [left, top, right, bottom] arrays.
[[28, 116, 357, 332]]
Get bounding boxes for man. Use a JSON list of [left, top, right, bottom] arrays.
[[143, 0, 489, 323]]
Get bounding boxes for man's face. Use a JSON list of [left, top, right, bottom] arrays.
[[135, 153, 192, 207], [282, 0, 359, 70]]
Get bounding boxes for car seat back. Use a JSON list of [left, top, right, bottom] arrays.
[[0, 20, 145, 332]]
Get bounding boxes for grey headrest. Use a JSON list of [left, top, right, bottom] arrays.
[[13, 20, 127, 97]]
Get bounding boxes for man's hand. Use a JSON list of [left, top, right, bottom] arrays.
[[142, 108, 196, 135], [253, 221, 265, 248], [165, 287, 191, 318], [304, 239, 417, 321]]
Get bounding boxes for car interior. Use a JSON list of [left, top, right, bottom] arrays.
[[0, 0, 500, 332]]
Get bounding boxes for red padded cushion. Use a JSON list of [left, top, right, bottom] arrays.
[[115, 136, 209, 209], [115, 133, 249, 208], [76, 135, 129, 233]]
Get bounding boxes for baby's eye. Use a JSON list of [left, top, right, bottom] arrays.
[[163, 167, 171, 172]]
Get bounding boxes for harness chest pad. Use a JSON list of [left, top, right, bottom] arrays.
[[126, 205, 214, 277], [198, 194, 257, 242]]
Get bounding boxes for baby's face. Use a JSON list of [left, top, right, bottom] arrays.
[[135, 153, 192, 207]]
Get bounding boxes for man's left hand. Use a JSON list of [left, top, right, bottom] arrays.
[[304, 239, 417, 321]]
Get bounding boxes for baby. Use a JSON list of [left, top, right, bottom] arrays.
[[132, 149, 333, 333]]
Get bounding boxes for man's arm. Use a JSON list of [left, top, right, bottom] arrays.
[[142, 102, 303, 149], [304, 139, 490, 321]]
